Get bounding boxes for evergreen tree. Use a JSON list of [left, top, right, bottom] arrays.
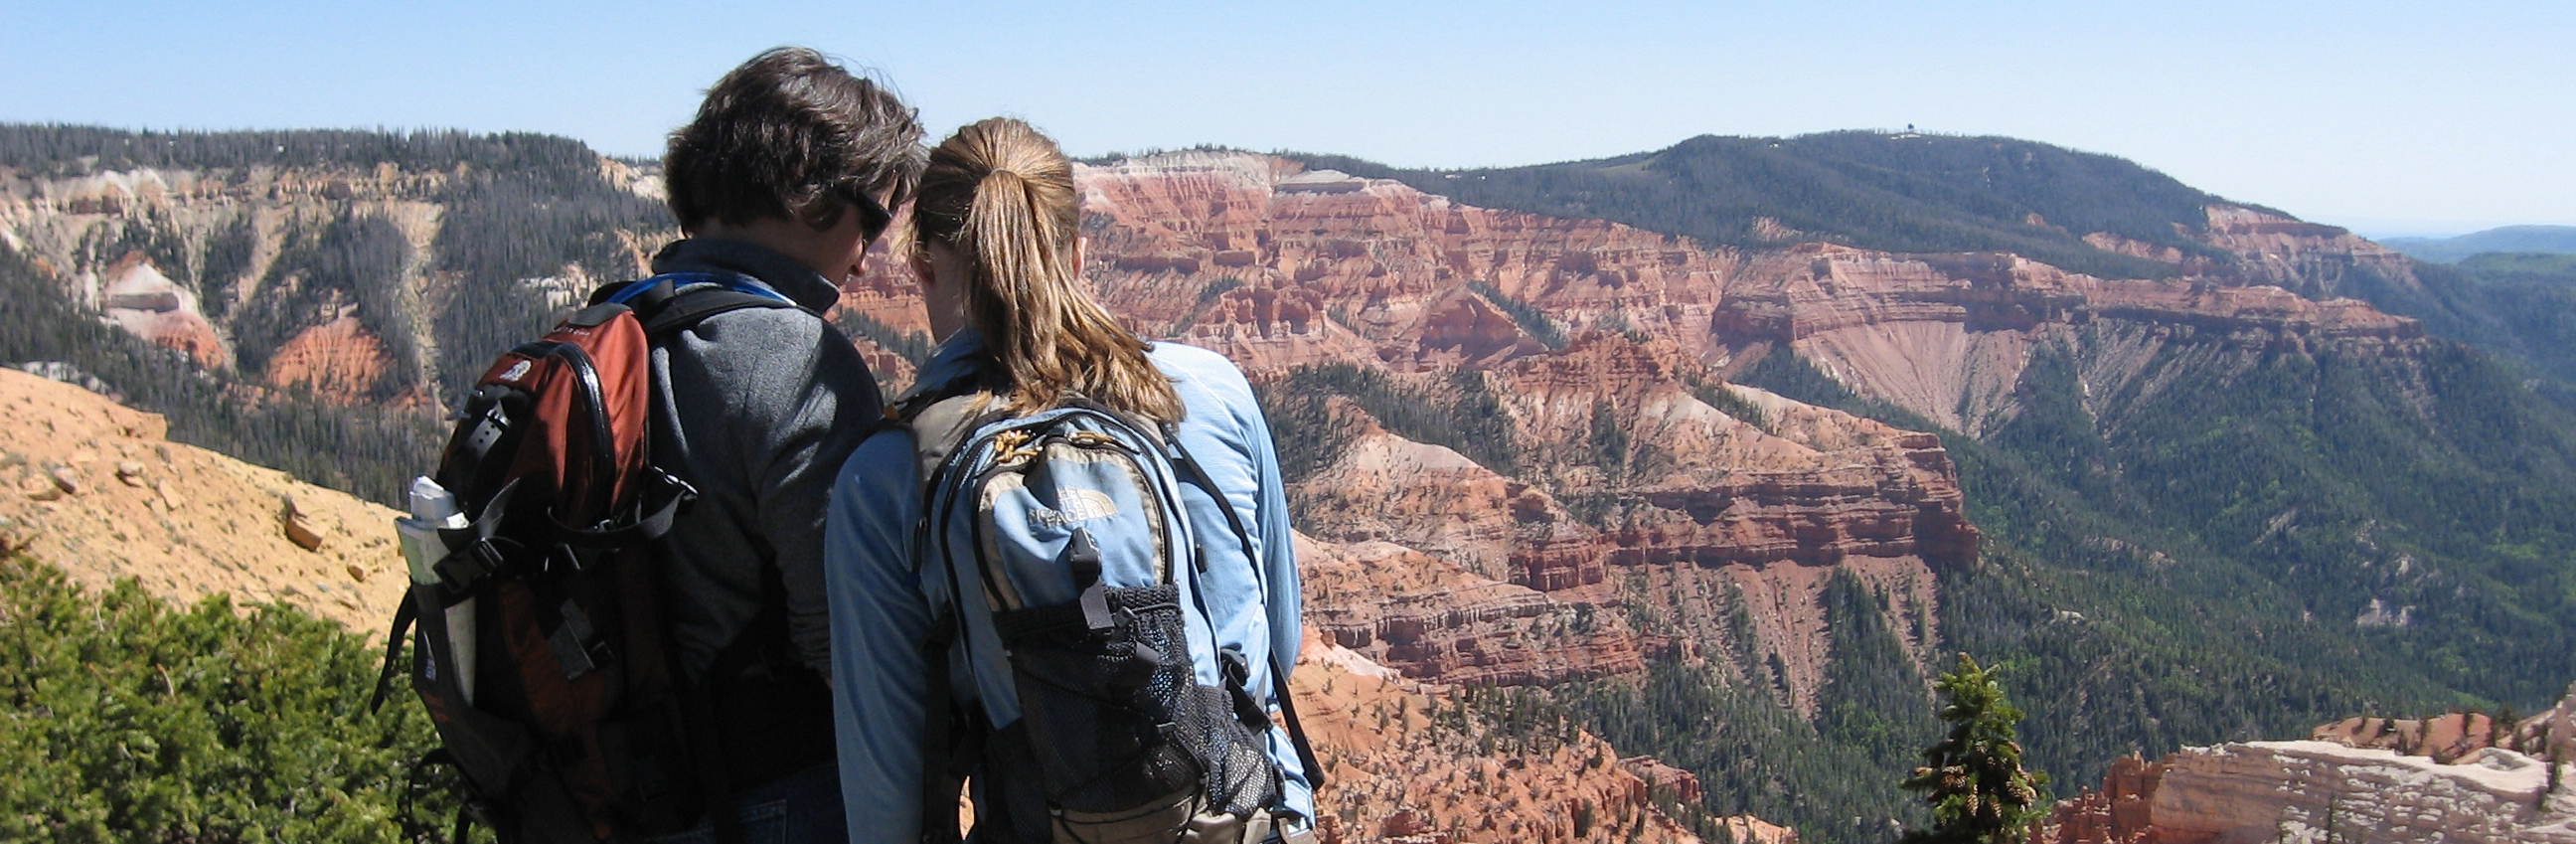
[[1898, 653, 2049, 844]]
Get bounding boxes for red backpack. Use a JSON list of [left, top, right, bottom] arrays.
[[373, 273, 807, 843]]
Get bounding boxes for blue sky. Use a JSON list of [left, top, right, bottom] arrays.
[[7, 0, 2569, 237]]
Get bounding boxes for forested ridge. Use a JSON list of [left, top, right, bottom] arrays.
[[0, 123, 667, 502], [1291, 131, 2255, 280], [0, 246, 445, 501], [0, 124, 610, 177]]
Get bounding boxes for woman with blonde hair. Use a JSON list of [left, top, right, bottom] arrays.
[[822, 118, 1317, 844]]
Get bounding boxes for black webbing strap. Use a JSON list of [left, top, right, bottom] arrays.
[[549, 469, 696, 551], [370, 591, 421, 713], [1163, 432, 1327, 791], [917, 609, 967, 844], [905, 404, 989, 844]]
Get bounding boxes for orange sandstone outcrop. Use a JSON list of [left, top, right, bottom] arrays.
[[263, 314, 398, 398], [2192, 206, 2426, 301], [1284, 336, 1958, 704], [1075, 153, 1739, 375], [2035, 755, 2167, 844], [2310, 711, 2509, 763], [1494, 335, 1977, 573]]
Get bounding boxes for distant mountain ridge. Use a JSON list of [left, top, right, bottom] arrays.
[[1293, 131, 2275, 280], [2381, 225, 2576, 262]]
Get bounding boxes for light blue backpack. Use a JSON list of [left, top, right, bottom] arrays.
[[903, 393, 1319, 844]]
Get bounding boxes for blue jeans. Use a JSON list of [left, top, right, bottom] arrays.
[[643, 762, 845, 844]]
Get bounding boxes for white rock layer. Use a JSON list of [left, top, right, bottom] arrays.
[[2151, 741, 2576, 844]]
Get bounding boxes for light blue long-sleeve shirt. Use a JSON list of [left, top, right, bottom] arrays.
[[823, 331, 1312, 842]]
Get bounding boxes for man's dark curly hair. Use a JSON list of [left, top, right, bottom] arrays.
[[664, 47, 926, 233]]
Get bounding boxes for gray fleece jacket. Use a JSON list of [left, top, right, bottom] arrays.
[[643, 238, 882, 681]]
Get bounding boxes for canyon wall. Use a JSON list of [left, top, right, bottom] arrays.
[[1049, 152, 1976, 705]]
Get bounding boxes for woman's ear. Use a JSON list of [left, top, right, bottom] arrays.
[[907, 244, 935, 289], [917, 240, 970, 342]]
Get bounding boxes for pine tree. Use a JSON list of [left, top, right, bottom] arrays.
[[1898, 653, 2050, 844]]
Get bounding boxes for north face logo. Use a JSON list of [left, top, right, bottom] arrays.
[[1029, 488, 1119, 530]]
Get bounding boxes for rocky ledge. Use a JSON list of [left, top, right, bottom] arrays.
[[2041, 687, 2576, 844]]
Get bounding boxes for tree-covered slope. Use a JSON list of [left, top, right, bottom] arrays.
[[1294, 131, 2250, 279], [1733, 320, 2576, 790], [2406, 253, 2576, 407], [0, 124, 666, 503]]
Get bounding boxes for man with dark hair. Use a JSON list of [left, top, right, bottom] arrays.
[[631, 46, 923, 842]]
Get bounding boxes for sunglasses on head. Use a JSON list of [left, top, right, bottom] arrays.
[[838, 184, 894, 245]]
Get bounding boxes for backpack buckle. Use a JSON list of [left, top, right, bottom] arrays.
[[434, 539, 507, 591], [546, 598, 613, 680]]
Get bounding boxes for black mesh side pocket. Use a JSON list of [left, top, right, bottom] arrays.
[[994, 584, 1203, 813], [1186, 684, 1280, 817]]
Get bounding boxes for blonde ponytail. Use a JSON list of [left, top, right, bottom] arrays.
[[914, 118, 1182, 423]]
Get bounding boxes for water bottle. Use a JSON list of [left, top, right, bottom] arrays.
[[397, 476, 476, 703]]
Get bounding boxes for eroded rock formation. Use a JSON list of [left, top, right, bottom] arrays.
[[1298, 533, 1646, 688], [1294, 630, 1713, 844], [94, 252, 230, 368], [263, 314, 398, 398]]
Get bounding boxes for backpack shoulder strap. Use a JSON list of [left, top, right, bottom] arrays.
[[898, 395, 988, 844], [590, 273, 806, 340], [639, 288, 800, 338], [1163, 431, 1327, 791], [903, 394, 987, 486]]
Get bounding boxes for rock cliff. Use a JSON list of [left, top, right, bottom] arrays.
[[2147, 742, 2571, 844], [0, 152, 662, 399], [1064, 153, 1974, 704], [262, 314, 401, 399], [1716, 243, 2422, 433]]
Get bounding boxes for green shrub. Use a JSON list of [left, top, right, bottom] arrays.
[[0, 554, 444, 843]]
